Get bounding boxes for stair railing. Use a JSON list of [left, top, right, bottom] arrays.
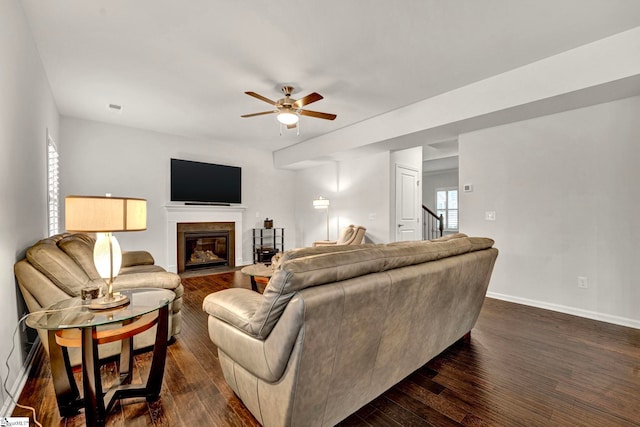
[[422, 205, 444, 240]]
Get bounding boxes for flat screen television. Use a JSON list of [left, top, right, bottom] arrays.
[[170, 158, 241, 204]]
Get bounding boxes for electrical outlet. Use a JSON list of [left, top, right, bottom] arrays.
[[485, 211, 496, 221], [368, 213, 377, 221], [577, 276, 588, 289]]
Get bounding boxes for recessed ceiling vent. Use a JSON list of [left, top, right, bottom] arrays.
[[107, 103, 123, 113]]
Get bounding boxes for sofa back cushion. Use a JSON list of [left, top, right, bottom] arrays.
[[26, 237, 91, 296], [57, 233, 101, 280], [337, 225, 355, 244], [274, 243, 378, 267], [249, 235, 495, 339]]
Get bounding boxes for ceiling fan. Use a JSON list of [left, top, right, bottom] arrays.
[[241, 86, 337, 129]]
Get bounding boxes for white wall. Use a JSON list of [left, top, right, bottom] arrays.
[[60, 117, 296, 266], [460, 96, 640, 328], [422, 169, 459, 211], [0, 0, 60, 414], [294, 151, 391, 248]]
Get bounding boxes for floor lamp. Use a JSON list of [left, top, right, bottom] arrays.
[[65, 195, 147, 309], [313, 196, 330, 241]]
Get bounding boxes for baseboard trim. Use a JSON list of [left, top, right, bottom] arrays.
[[486, 292, 640, 330], [1, 338, 40, 417]]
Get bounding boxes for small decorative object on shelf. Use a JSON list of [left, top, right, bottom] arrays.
[[264, 218, 273, 229]]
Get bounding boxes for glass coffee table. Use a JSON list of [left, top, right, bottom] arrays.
[[26, 288, 175, 427], [240, 263, 274, 291]]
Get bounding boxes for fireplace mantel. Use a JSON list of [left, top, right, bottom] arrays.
[[164, 203, 246, 273]]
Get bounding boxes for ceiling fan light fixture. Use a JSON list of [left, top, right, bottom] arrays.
[[277, 111, 299, 125]]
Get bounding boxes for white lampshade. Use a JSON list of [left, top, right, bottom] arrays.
[[277, 111, 299, 125], [313, 197, 330, 209], [65, 195, 147, 232], [65, 195, 147, 307]]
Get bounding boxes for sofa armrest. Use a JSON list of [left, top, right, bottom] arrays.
[[121, 251, 155, 267], [203, 288, 262, 335], [313, 240, 337, 247], [204, 290, 304, 382], [111, 271, 181, 291]]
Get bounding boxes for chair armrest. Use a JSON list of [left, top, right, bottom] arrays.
[[121, 251, 155, 267], [203, 288, 262, 334], [313, 240, 337, 247]]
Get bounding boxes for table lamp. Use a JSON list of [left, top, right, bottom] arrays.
[[65, 195, 147, 309]]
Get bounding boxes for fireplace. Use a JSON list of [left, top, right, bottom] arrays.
[[177, 222, 235, 273], [184, 232, 228, 269]]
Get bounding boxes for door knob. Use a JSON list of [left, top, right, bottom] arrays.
[[397, 224, 404, 228]]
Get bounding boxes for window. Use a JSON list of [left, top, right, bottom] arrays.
[[47, 133, 59, 236], [436, 188, 458, 230]]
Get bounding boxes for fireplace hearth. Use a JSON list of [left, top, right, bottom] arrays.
[[177, 222, 235, 273]]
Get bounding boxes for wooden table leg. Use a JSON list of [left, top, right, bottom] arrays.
[[145, 304, 169, 401], [82, 326, 106, 427], [47, 330, 82, 417]]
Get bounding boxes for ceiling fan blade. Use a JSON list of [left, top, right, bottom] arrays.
[[245, 91, 277, 106], [241, 110, 277, 118], [287, 123, 297, 129], [293, 92, 323, 109], [299, 109, 337, 120]]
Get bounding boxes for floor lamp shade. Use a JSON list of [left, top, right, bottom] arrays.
[[65, 195, 147, 308], [312, 197, 330, 209]]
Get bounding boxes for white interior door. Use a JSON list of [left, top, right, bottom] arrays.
[[395, 165, 420, 241]]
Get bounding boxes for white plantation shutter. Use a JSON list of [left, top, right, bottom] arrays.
[[47, 135, 59, 236], [436, 188, 458, 231]]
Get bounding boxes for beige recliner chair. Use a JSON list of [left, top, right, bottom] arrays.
[[313, 224, 366, 247]]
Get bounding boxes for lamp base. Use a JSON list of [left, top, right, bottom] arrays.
[[89, 293, 130, 310]]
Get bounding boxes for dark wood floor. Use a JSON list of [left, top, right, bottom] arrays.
[[13, 272, 640, 426]]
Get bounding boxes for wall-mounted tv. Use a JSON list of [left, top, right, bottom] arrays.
[[170, 158, 241, 204]]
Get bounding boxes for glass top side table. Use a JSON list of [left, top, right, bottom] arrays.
[[26, 288, 175, 427]]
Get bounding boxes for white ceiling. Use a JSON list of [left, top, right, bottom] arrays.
[[20, 0, 640, 153]]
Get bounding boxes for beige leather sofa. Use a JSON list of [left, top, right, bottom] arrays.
[[14, 233, 183, 364], [203, 233, 498, 426], [313, 224, 366, 246]]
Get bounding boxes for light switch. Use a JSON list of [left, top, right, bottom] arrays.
[[485, 211, 496, 221]]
